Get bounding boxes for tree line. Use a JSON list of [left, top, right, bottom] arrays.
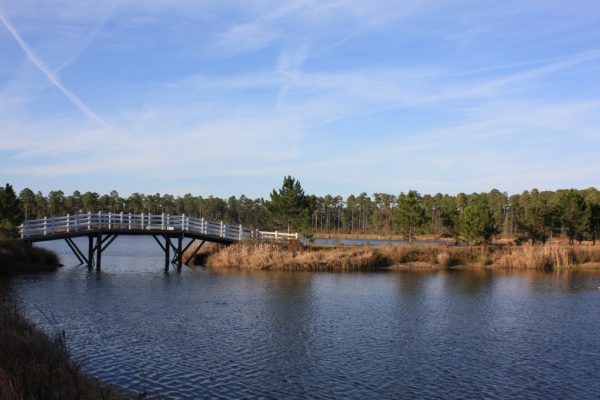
[[2, 177, 600, 245]]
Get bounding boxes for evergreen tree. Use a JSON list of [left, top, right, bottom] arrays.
[[0, 183, 24, 236], [394, 190, 426, 243], [18, 188, 36, 220], [558, 189, 589, 244], [267, 176, 308, 232], [458, 199, 497, 245], [590, 202, 600, 246]]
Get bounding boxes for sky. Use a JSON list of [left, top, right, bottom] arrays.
[[1, 0, 599, 199]]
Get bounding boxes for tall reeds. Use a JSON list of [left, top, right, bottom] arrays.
[[190, 241, 600, 271], [0, 239, 60, 274], [0, 301, 135, 399], [203, 242, 386, 271]]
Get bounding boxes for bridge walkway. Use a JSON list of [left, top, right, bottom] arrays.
[[19, 212, 297, 271]]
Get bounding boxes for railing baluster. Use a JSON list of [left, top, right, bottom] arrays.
[[16, 212, 298, 242]]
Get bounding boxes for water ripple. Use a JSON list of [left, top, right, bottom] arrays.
[[5, 237, 600, 399]]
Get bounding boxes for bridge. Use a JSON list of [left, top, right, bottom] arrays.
[[19, 212, 298, 270]]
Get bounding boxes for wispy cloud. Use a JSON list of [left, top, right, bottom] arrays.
[[1, 1, 599, 196], [0, 11, 110, 127]]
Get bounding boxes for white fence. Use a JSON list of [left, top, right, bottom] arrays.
[[18, 212, 298, 242]]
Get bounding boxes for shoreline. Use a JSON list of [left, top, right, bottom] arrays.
[[0, 240, 138, 399], [0, 300, 136, 399], [0, 239, 62, 275], [186, 241, 600, 272]]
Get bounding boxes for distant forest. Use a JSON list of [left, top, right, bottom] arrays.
[[4, 176, 600, 245]]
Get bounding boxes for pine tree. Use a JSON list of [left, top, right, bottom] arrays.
[[267, 176, 308, 232], [0, 183, 24, 236], [458, 199, 497, 245], [394, 190, 426, 243], [558, 189, 589, 244]]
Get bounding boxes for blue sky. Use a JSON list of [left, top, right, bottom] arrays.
[[1, 0, 599, 198]]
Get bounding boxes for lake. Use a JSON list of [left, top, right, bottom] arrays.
[[2, 236, 600, 399]]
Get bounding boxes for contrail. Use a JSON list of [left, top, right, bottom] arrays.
[[0, 12, 111, 127]]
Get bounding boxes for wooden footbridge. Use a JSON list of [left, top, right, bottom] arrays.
[[18, 212, 297, 270]]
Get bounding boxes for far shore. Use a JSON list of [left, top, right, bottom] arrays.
[[309, 232, 599, 246]]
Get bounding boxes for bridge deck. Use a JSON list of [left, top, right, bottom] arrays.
[[23, 228, 235, 245], [18, 212, 298, 271]]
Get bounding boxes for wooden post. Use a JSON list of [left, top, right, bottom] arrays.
[[239, 224, 243, 241], [201, 218, 205, 234], [177, 235, 183, 268], [88, 235, 94, 269], [120, 212, 124, 229], [128, 213, 132, 230], [66, 214, 70, 232], [108, 212, 112, 230], [96, 233, 102, 271], [43, 217, 47, 235], [181, 214, 185, 231], [162, 213, 165, 230], [88, 211, 91, 230], [165, 236, 171, 269], [141, 213, 145, 230], [98, 211, 102, 230], [220, 221, 224, 237], [275, 230, 278, 240]]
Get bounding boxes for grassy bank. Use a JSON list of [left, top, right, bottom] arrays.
[[0, 300, 135, 399], [187, 242, 600, 271], [0, 239, 61, 275]]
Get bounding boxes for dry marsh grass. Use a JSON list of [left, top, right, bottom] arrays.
[[190, 241, 600, 271], [0, 239, 60, 274], [0, 301, 136, 399], [203, 242, 386, 271]]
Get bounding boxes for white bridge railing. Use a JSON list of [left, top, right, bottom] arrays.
[[18, 212, 298, 242]]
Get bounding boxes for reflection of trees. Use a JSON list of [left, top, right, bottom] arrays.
[[456, 269, 493, 294]]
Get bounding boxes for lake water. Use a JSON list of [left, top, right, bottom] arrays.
[[2, 236, 600, 399]]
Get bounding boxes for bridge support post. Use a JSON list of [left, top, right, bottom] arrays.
[[96, 233, 102, 271], [165, 236, 171, 270], [88, 235, 94, 269], [177, 235, 183, 268]]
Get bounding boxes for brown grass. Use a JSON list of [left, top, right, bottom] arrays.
[[0, 300, 138, 399], [0, 239, 61, 275], [189, 241, 600, 271], [200, 242, 387, 271], [494, 244, 600, 269]]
